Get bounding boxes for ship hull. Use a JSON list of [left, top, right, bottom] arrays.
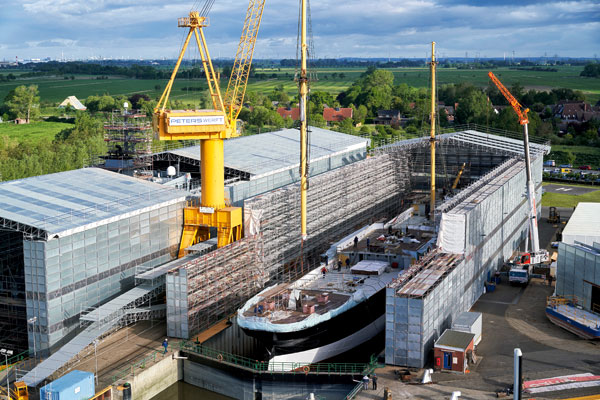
[[268, 315, 385, 371], [241, 287, 385, 357], [545, 306, 600, 340]]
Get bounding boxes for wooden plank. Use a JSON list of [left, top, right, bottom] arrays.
[[193, 317, 232, 343]]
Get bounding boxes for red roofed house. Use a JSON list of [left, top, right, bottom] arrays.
[[277, 107, 300, 121], [323, 107, 353, 124]]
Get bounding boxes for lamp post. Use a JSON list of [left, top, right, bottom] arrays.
[[27, 317, 37, 362], [93, 340, 99, 386], [1, 348, 14, 396]]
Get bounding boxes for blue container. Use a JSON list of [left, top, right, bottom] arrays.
[[486, 283, 496, 293], [40, 370, 95, 400]]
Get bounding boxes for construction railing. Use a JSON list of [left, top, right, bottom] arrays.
[[179, 340, 377, 376], [110, 346, 167, 384]]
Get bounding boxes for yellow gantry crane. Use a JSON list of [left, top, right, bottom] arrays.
[[153, 1, 266, 254]]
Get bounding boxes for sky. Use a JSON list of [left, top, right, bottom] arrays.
[[0, 0, 599, 61]]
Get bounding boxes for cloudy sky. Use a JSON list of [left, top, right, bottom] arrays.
[[0, 0, 599, 60]]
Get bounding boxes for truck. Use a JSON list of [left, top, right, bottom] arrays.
[[508, 260, 534, 285]]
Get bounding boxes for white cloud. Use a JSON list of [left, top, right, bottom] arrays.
[[1, 0, 598, 59]]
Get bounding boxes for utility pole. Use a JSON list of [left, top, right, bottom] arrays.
[[429, 42, 437, 221], [299, 0, 308, 242]]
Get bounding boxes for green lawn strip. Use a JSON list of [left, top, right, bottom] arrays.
[[0, 121, 72, 143], [542, 181, 598, 188], [541, 188, 600, 208]]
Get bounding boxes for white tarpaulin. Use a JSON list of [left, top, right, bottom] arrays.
[[437, 213, 466, 254], [244, 209, 264, 236]]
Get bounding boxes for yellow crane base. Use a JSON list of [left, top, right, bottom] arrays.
[[178, 206, 243, 256]]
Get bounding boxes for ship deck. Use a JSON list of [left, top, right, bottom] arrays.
[[552, 304, 600, 330], [242, 261, 400, 325]]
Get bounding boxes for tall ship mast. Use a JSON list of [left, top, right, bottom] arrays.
[[429, 41, 437, 221], [299, 0, 309, 241]]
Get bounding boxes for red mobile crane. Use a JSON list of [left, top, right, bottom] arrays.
[[488, 72, 549, 284]]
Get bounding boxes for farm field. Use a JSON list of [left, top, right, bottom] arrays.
[[0, 121, 73, 143], [1, 65, 598, 105]]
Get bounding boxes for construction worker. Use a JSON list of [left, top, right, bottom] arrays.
[[162, 338, 169, 354], [372, 373, 378, 390], [354, 236, 359, 249], [337, 260, 342, 272]]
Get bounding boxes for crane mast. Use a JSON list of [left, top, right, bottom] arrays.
[[488, 72, 547, 264]]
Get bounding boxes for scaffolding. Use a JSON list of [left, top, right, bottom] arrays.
[[244, 153, 408, 283], [101, 109, 153, 172], [167, 235, 266, 339], [0, 229, 27, 353]]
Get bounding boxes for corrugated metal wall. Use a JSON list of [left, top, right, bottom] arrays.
[[386, 156, 544, 367], [23, 201, 184, 354], [556, 242, 600, 310]]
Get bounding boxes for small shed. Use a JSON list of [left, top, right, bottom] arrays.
[[434, 329, 475, 373], [452, 311, 482, 345]]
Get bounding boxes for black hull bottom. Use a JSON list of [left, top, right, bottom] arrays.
[[241, 288, 385, 356]]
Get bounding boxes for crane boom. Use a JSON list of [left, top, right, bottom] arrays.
[[224, 0, 266, 124], [488, 71, 529, 125], [488, 71, 548, 267]]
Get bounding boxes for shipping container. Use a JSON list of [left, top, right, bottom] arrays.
[[452, 311, 482, 346], [40, 370, 95, 400]]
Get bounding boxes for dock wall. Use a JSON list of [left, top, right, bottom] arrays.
[[129, 351, 182, 400]]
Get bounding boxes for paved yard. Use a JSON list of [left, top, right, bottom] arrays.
[[544, 184, 598, 196]]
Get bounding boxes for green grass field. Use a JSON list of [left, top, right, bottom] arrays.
[[1, 65, 598, 106], [551, 145, 600, 155], [541, 182, 600, 208], [0, 121, 72, 143]]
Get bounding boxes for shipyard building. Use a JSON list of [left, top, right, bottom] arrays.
[[556, 202, 600, 313], [0, 168, 186, 355], [1, 126, 550, 376]]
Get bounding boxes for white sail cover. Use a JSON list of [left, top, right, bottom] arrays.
[[437, 213, 466, 254]]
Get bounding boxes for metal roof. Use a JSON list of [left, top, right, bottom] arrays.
[[434, 329, 475, 350], [439, 158, 524, 215], [0, 167, 187, 239], [562, 202, 600, 246], [378, 129, 550, 157], [162, 127, 369, 179]]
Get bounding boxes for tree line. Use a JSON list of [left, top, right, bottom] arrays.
[[0, 113, 106, 181]]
